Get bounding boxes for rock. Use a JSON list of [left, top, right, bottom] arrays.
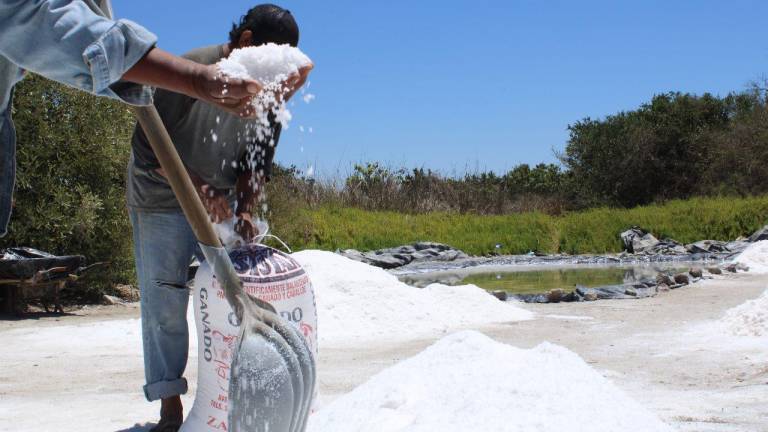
[[724, 263, 738, 273], [748, 225, 768, 242], [686, 240, 729, 254], [101, 294, 123, 306], [706, 267, 722, 275], [624, 287, 638, 297], [725, 241, 750, 254], [547, 288, 564, 303], [673, 273, 690, 285], [620, 227, 645, 253], [669, 283, 685, 290], [512, 293, 549, 303], [689, 268, 703, 278], [338, 242, 468, 269], [114, 284, 139, 302], [736, 263, 750, 272], [656, 273, 674, 286], [657, 283, 670, 292], [619, 227, 692, 255], [490, 290, 508, 301], [583, 291, 599, 301], [657, 239, 688, 255], [634, 233, 660, 254]]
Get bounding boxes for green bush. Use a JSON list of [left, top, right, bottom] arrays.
[[1, 75, 136, 298], [274, 196, 768, 256]]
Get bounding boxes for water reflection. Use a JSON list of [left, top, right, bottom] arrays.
[[398, 265, 688, 295]]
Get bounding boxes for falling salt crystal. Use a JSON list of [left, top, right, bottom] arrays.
[[306, 165, 315, 177], [231, 161, 238, 168], [299, 126, 305, 133], [212, 133, 218, 143], [303, 93, 316, 104], [300, 146, 304, 153], [216, 116, 221, 124], [309, 127, 314, 134]]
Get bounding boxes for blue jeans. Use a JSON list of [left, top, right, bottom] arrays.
[[0, 102, 16, 237], [129, 207, 200, 401]]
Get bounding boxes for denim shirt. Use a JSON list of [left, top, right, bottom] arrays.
[[0, 0, 158, 237]]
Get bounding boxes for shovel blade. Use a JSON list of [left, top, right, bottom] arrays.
[[228, 332, 296, 432]]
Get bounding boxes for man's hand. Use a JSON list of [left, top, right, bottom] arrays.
[[235, 212, 259, 243], [197, 184, 233, 223], [123, 48, 263, 118], [279, 63, 314, 102], [191, 64, 263, 117]]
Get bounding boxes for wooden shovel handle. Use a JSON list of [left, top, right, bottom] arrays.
[[133, 106, 222, 248]]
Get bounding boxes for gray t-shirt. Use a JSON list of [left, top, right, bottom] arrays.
[[127, 45, 280, 210]]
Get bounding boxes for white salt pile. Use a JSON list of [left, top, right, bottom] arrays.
[[308, 331, 673, 432], [217, 43, 312, 84], [291, 251, 533, 347], [720, 289, 768, 336], [734, 240, 768, 273]]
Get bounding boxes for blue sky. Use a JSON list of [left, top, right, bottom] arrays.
[[116, 1, 768, 177]]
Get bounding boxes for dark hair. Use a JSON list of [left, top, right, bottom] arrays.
[[229, 4, 299, 48]]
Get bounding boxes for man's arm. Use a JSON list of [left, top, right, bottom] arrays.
[[0, 0, 156, 100], [0, 0, 261, 116], [233, 171, 264, 242], [123, 48, 262, 116]]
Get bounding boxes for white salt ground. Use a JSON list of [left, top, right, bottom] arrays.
[[308, 331, 674, 432], [292, 251, 533, 347], [720, 289, 768, 337], [544, 314, 595, 321], [733, 240, 768, 273]]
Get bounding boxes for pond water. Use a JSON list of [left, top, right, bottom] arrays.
[[397, 263, 691, 295]]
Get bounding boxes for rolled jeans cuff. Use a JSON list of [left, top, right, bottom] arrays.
[[143, 377, 188, 401]]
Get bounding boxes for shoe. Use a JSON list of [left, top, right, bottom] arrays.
[[149, 419, 182, 432]]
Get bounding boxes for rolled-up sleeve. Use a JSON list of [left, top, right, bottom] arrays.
[[0, 0, 157, 105]]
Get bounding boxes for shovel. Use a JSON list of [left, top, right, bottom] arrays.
[[133, 106, 315, 432]]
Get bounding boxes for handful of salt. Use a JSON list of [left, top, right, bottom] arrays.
[[217, 43, 312, 87], [216, 43, 312, 134]]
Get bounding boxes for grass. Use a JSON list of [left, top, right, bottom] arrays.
[[271, 196, 768, 256]]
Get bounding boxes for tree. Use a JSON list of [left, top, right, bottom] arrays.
[[1, 74, 137, 296]]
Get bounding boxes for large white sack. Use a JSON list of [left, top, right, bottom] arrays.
[[183, 245, 317, 432]]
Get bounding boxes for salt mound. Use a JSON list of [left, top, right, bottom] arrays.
[[291, 251, 533, 347], [720, 289, 768, 336], [217, 43, 312, 84], [308, 331, 673, 432], [733, 240, 768, 273]]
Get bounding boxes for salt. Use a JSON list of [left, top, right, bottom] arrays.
[[308, 331, 674, 432], [216, 44, 313, 210], [720, 289, 768, 336], [291, 251, 533, 347], [217, 43, 312, 84], [734, 240, 768, 273]]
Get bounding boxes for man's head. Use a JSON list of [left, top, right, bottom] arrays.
[[230, 4, 299, 49]]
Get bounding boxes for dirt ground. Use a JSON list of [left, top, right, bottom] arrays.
[[1, 273, 766, 431]]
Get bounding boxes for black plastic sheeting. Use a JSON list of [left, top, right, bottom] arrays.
[[0, 247, 84, 280]]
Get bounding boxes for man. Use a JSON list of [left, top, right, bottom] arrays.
[[0, 0, 264, 239], [127, 5, 311, 431]]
